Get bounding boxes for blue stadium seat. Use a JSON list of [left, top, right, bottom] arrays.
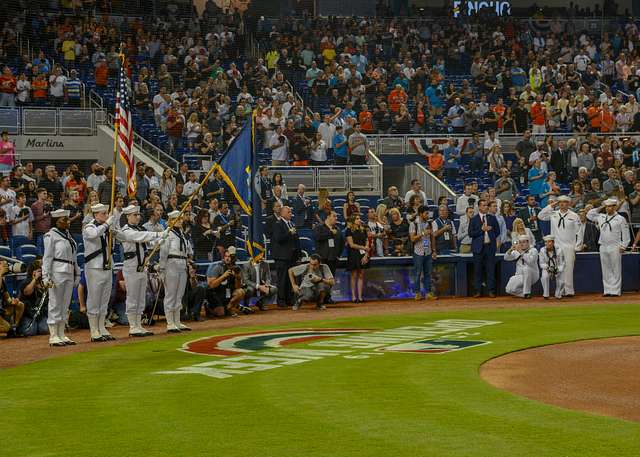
[[20, 254, 36, 265]]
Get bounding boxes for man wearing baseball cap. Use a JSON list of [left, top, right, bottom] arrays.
[[83, 203, 117, 342], [42, 208, 80, 346], [586, 199, 630, 296]]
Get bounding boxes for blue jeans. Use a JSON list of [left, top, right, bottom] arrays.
[[18, 315, 48, 336], [412, 253, 433, 294]]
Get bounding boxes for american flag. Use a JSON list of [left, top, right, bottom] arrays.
[[116, 55, 135, 196]]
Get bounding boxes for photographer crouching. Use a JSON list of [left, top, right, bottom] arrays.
[[288, 254, 335, 311], [206, 247, 250, 317], [17, 259, 48, 336], [0, 259, 25, 337]]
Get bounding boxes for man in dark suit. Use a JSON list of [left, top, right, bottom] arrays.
[[264, 201, 282, 242], [550, 140, 568, 182], [313, 211, 344, 303], [469, 198, 501, 297], [175, 162, 189, 185], [518, 195, 542, 245], [272, 206, 300, 308], [292, 184, 313, 228]]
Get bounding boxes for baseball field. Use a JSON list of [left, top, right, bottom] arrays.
[[2, 299, 639, 457]]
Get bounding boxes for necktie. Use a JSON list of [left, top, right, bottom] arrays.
[[558, 213, 567, 229], [603, 216, 614, 231]]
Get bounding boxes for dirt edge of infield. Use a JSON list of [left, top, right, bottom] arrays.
[[480, 335, 640, 423]]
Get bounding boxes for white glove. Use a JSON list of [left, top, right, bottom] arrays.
[[161, 228, 170, 239], [106, 215, 116, 227]]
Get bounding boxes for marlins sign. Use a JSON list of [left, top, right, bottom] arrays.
[[155, 319, 500, 379]]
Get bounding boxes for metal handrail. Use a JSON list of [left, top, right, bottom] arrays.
[[411, 161, 456, 201]]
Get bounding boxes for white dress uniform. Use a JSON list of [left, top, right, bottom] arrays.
[[159, 212, 192, 332], [82, 204, 116, 341], [504, 245, 540, 297], [587, 202, 630, 296], [115, 205, 166, 336], [537, 199, 582, 295], [538, 242, 566, 299], [42, 210, 80, 346]]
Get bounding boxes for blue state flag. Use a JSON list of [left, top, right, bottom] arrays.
[[213, 119, 253, 216]]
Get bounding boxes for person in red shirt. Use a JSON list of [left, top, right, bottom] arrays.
[[31, 73, 48, 105], [65, 170, 87, 204], [587, 101, 602, 132], [0, 66, 17, 107], [493, 98, 506, 132], [358, 104, 374, 134], [529, 95, 546, 135], [427, 145, 444, 178], [95, 59, 108, 88], [600, 104, 615, 132], [387, 85, 408, 113]]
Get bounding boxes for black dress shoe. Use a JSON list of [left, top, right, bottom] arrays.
[[603, 293, 611, 297], [103, 335, 116, 341], [91, 336, 107, 342], [50, 341, 66, 347], [167, 328, 181, 333], [564, 294, 575, 298], [524, 294, 531, 299], [142, 330, 154, 336], [129, 332, 146, 337], [324, 297, 335, 304], [63, 340, 77, 345], [180, 326, 192, 331], [473, 293, 481, 298], [489, 292, 496, 298], [543, 296, 549, 300]]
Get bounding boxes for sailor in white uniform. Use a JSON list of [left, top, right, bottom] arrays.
[[538, 235, 566, 299], [159, 210, 192, 333], [504, 235, 540, 298], [42, 209, 80, 347], [587, 198, 630, 296], [82, 203, 116, 342], [537, 195, 582, 297], [115, 205, 167, 337]]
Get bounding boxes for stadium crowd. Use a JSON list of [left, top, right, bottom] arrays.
[[1, 6, 640, 342]]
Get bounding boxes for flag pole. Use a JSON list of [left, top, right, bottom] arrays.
[[141, 162, 221, 269], [107, 44, 124, 267]]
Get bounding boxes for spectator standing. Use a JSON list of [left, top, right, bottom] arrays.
[[348, 124, 368, 165], [332, 125, 349, 165], [64, 70, 82, 107], [404, 179, 427, 205], [432, 205, 457, 255], [272, 206, 300, 308], [518, 195, 542, 245], [49, 68, 67, 107], [345, 214, 369, 303], [527, 159, 546, 200], [409, 206, 437, 300], [469, 199, 500, 297], [313, 211, 343, 303], [0, 67, 16, 107], [457, 206, 475, 253], [31, 188, 51, 253], [0, 131, 15, 172], [443, 139, 460, 182]]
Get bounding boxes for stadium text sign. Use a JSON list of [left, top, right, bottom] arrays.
[[155, 319, 501, 379], [453, 0, 511, 17]]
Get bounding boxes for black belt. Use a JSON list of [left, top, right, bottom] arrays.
[[53, 258, 73, 265], [123, 251, 144, 260], [168, 255, 187, 260], [85, 250, 102, 263]]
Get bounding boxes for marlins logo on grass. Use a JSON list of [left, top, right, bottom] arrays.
[[382, 339, 491, 354], [181, 328, 371, 356]]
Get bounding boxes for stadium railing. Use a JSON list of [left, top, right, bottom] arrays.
[[409, 161, 456, 203], [267, 150, 384, 196], [0, 107, 96, 136]]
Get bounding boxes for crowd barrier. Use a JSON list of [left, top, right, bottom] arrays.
[[196, 253, 640, 302], [0, 108, 97, 136]]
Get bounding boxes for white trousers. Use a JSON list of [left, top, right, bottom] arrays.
[[506, 269, 538, 297], [163, 268, 187, 313], [541, 270, 564, 298], [558, 245, 575, 295], [124, 269, 147, 315], [47, 273, 74, 325], [600, 247, 622, 295], [85, 268, 112, 318]]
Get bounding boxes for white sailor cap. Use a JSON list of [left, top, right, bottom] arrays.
[[543, 235, 555, 241], [122, 205, 140, 215], [603, 198, 618, 206], [557, 195, 571, 202], [227, 246, 237, 256], [518, 235, 530, 242], [51, 209, 70, 218], [167, 210, 181, 219], [91, 203, 109, 213]]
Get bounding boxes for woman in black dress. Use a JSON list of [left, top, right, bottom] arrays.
[[190, 209, 216, 261], [345, 214, 369, 303]]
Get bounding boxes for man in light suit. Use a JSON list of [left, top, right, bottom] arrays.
[[469, 199, 501, 297], [243, 256, 277, 311]]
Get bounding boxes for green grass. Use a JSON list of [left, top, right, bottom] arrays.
[[2, 303, 640, 457]]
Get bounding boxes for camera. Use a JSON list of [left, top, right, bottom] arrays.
[[468, 197, 476, 205], [548, 266, 557, 276], [6, 262, 26, 274], [43, 203, 52, 213]]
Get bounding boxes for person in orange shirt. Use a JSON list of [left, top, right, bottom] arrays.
[[388, 84, 408, 113], [427, 146, 444, 178], [31, 74, 48, 105], [95, 60, 108, 88], [600, 104, 615, 133], [358, 103, 374, 134], [587, 101, 602, 132], [529, 95, 546, 135], [492, 98, 506, 132]]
